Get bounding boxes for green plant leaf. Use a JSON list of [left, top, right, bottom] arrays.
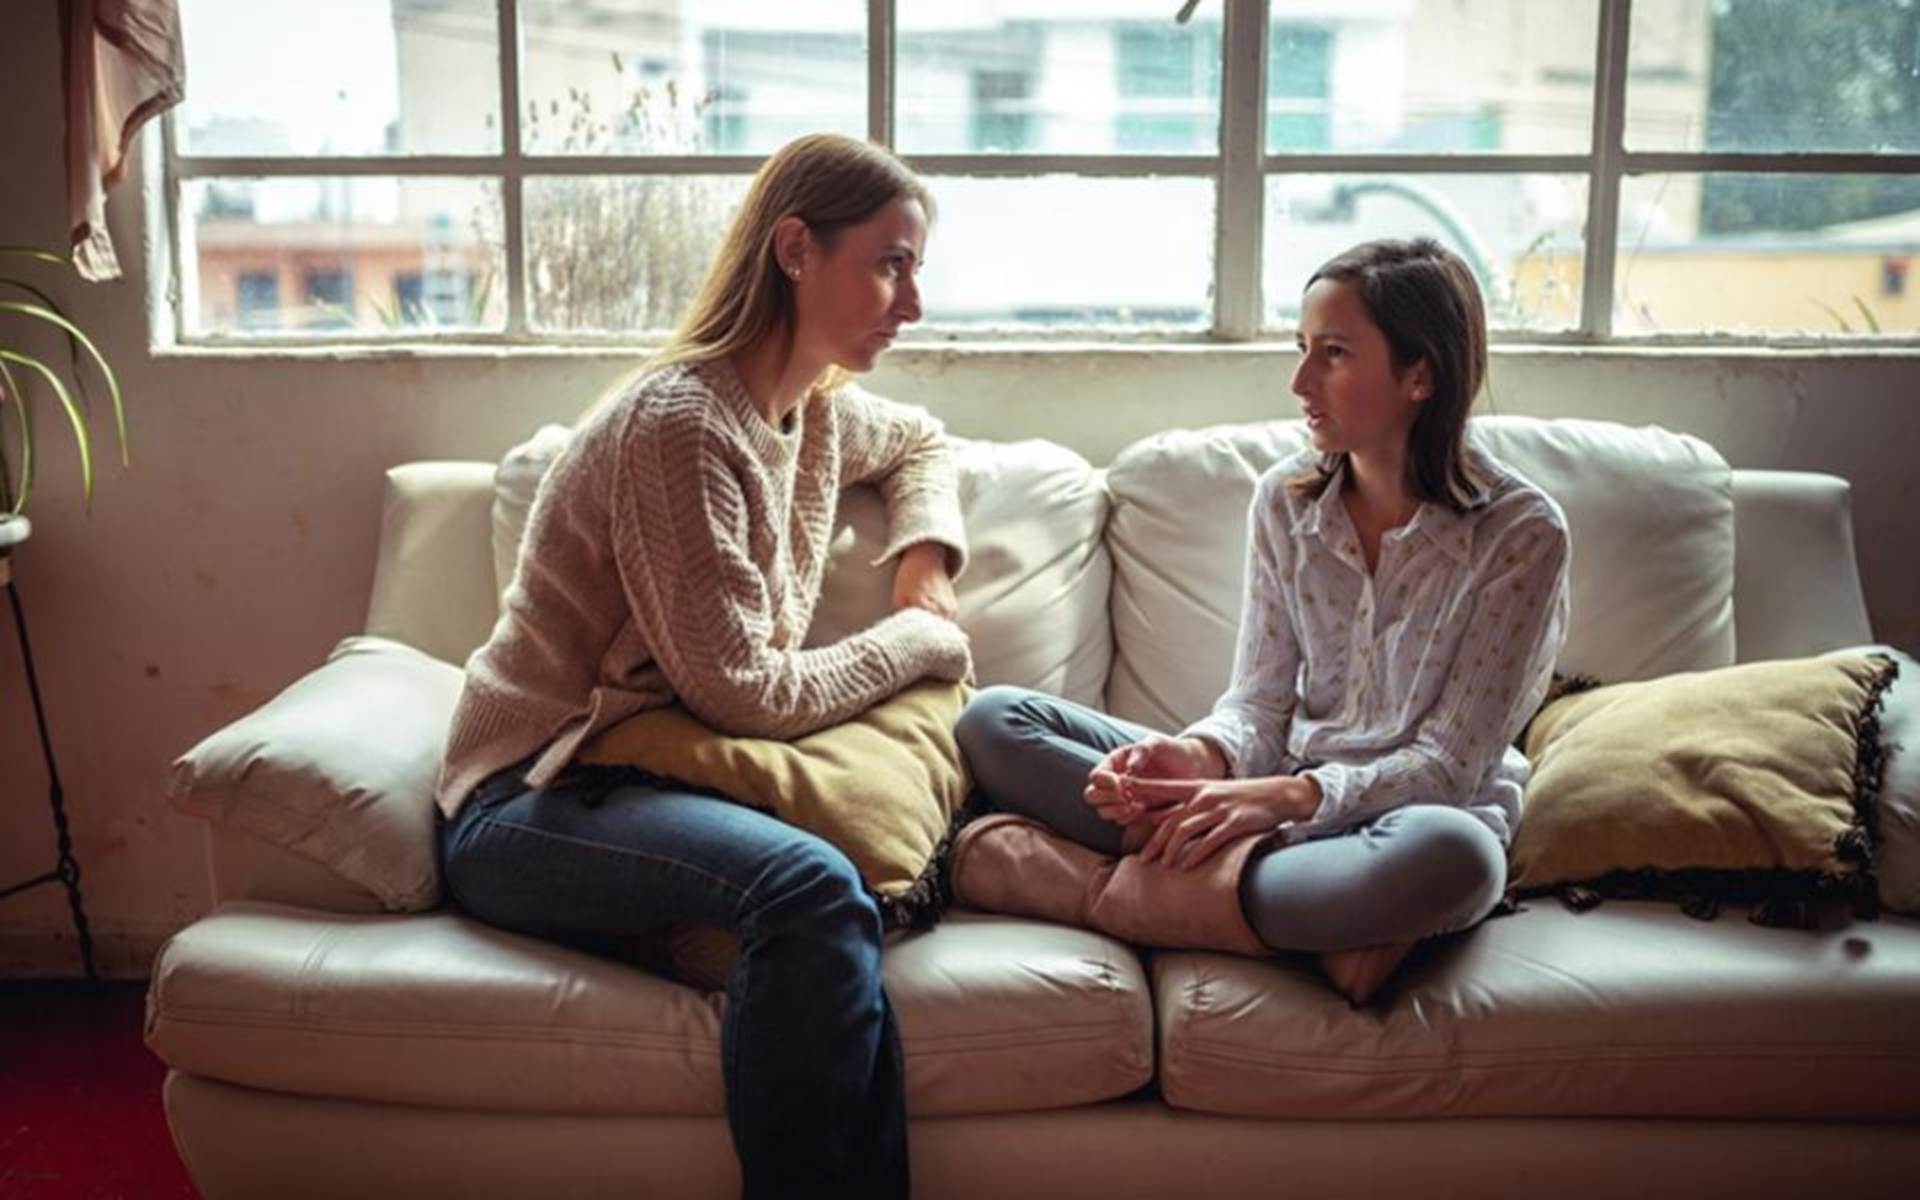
[[0, 299, 126, 467], [0, 274, 97, 418], [1809, 297, 1852, 333], [0, 357, 31, 515], [1851, 295, 1882, 334], [0, 246, 71, 269], [469, 269, 493, 325], [0, 348, 90, 510]]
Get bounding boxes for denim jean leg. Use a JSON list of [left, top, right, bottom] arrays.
[[724, 819, 906, 1200], [439, 770, 906, 1200]]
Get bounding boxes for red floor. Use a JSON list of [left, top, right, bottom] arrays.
[[0, 981, 199, 1199]]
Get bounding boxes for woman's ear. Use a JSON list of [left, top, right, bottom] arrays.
[[772, 215, 811, 280], [1405, 359, 1434, 405]]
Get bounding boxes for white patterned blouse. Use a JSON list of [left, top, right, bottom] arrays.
[[1182, 444, 1571, 848]]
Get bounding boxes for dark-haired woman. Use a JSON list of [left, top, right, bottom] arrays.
[[957, 237, 1571, 998]]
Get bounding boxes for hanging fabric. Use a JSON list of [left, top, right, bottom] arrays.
[[62, 0, 186, 282]]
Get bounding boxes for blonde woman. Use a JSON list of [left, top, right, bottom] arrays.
[[436, 134, 969, 1199]]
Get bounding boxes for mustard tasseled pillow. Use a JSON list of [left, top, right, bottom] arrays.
[[579, 680, 972, 932], [1513, 654, 1898, 926]]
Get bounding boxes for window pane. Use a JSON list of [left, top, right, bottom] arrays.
[[917, 177, 1213, 328], [1616, 173, 1920, 335], [1267, 0, 1598, 154], [897, 3, 1222, 154], [1263, 175, 1588, 330], [181, 178, 505, 336], [525, 176, 750, 332], [177, 0, 499, 156], [1628, 0, 1920, 153], [517, 1, 864, 155]]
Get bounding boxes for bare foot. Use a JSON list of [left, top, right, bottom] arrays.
[[1318, 940, 1415, 1006]]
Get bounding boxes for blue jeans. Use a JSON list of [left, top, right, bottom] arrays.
[[956, 685, 1507, 951], [439, 761, 907, 1200]]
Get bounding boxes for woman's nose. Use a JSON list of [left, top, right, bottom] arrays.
[[896, 274, 923, 324]]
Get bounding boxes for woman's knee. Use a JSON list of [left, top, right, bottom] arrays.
[[954, 685, 1033, 764], [1390, 807, 1507, 927], [746, 837, 881, 944]]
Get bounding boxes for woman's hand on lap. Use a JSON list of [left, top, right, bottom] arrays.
[[1128, 775, 1322, 870], [1083, 735, 1227, 827]]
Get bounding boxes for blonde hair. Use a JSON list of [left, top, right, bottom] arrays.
[[594, 133, 931, 416]]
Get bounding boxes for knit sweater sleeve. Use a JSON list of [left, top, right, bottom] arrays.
[[609, 403, 970, 740], [833, 384, 969, 576]]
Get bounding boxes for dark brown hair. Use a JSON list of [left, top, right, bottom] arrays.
[[1289, 237, 1489, 511]]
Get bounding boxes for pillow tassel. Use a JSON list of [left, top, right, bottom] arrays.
[[1833, 825, 1873, 868], [1679, 892, 1721, 922], [1838, 653, 1899, 918], [1749, 894, 1816, 930], [880, 808, 964, 932], [1556, 884, 1602, 913], [1850, 879, 1882, 922]]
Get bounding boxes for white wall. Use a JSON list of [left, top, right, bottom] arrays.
[[2, 3, 1916, 976]]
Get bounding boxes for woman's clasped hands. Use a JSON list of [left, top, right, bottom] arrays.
[[1085, 734, 1322, 871]]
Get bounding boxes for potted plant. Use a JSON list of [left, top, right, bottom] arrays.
[[0, 244, 127, 565]]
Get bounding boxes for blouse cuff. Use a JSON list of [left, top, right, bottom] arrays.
[[1178, 717, 1245, 776]]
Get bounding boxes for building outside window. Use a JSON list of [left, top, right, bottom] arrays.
[[234, 270, 279, 330], [165, 0, 1920, 344]]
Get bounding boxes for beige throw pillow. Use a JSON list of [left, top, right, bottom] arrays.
[[168, 636, 462, 912]]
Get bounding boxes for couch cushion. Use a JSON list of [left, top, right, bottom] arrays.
[[493, 429, 1111, 708], [147, 904, 1152, 1118], [1103, 415, 1733, 731], [1155, 902, 1920, 1121]]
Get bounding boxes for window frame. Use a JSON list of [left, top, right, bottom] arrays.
[[157, 0, 1920, 349]]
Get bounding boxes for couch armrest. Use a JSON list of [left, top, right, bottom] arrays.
[[1732, 470, 1873, 662], [364, 461, 498, 667], [202, 825, 388, 913]]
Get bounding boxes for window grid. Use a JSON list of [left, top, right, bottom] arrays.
[[160, 0, 1920, 348]]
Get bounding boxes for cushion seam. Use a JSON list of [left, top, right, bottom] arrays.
[[152, 1008, 1143, 1054], [1169, 1041, 1920, 1073]]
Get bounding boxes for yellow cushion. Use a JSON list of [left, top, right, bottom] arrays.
[[578, 681, 972, 928], [1515, 654, 1898, 922]]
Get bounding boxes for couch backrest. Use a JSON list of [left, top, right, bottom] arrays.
[[1104, 415, 1740, 730], [364, 461, 497, 668], [363, 420, 1872, 724]]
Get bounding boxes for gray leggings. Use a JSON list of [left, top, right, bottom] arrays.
[[954, 685, 1508, 952]]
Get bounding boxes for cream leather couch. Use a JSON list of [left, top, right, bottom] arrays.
[[147, 416, 1920, 1199]]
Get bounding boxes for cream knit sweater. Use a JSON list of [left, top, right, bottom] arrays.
[[436, 357, 972, 818]]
